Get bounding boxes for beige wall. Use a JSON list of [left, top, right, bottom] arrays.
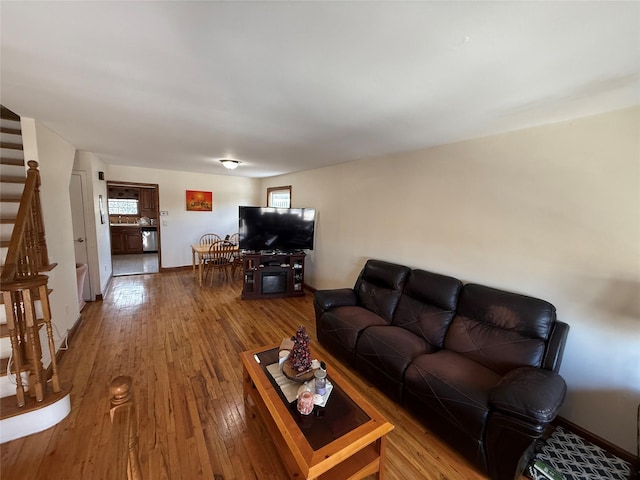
[[262, 106, 640, 454], [20, 118, 79, 358]]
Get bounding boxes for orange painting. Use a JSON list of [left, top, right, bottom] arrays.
[[186, 190, 213, 211]]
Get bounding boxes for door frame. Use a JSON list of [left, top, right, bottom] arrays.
[[70, 171, 97, 300], [107, 180, 161, 269]]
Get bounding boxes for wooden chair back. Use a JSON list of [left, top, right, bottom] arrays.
[[199, 233, 222, 246], [226, 233, 243, 278], [227, 233, 239, 245], [199, 233, 222, 262], [205, 241, 235, 285]]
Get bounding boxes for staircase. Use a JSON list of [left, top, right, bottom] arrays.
[[0, 105, 71, 443]]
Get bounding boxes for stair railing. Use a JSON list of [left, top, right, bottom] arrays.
[[1, 160, 60, 407], [1, 160, 52, 283]]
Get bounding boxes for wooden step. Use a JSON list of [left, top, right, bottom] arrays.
[[0, 356, 30, 376], [0, 175, 26, 184], [0, 193, 21, 202], [0, 288, 54, 306], [0, 157, 24, 167], [0, 382, 71, 421], [0, 318, 45, 338], [0, 126, 21, 136], [0, 106, 20, 121], [0, 142, 23, 150], [0, 217, 17, 224]]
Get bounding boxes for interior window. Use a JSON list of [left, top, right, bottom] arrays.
[[108, 198, 139, 215], [267, 186, 291, 208]]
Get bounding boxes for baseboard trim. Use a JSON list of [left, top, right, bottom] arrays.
[[553, 415, 639, 469], [160, 265, 191, 273], [49, 313, 84, 375], [102, 274, 114, 300]]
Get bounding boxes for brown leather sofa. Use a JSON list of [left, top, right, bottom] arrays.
[[314, 259, 569, 480]]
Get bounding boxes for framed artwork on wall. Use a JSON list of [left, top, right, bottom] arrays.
[[186, 190, 213, 211]]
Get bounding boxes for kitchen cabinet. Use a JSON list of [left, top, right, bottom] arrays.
[[111, 229, 125, 255], [111, 226, 143, 255], [139, 188, 157, 218]]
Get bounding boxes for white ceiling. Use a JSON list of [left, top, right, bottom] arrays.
[[1, 1, 639, 178]]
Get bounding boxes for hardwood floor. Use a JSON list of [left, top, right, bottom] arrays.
[[1, 270, 502, 480]]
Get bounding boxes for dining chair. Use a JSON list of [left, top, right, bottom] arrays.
[[204, 240, 235, 285], [200, 233, 222, 246], [226, 232, 243, 277], [199, 233, 222, 265]]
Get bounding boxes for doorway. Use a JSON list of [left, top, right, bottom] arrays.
[[107, 181, 160, 276], [69, 172, 93, 305]]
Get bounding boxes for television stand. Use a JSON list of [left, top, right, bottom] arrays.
[[241, 252, 306, 300]]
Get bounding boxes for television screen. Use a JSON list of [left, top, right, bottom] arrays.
[[239, 206, 316, 252]]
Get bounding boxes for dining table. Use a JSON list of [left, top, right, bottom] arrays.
[[191, 243, 239, 287]]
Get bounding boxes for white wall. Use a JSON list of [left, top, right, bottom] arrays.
[[106, 165, 261, 268], [20, 118, 79, 355], [73, 151, 111, 296], [262, 106, 640, 455]]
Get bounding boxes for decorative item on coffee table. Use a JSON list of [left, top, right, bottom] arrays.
[[283, 326, 314, 382]]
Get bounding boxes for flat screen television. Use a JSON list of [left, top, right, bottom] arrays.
[[239, 206, 316, 252]]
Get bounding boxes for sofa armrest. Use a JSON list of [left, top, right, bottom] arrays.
[[314, 288, 357, 312], [489, 367, 566, 424], [542, 320, 570, 372]]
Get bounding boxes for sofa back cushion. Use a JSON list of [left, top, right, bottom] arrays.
[[444, 284, 556, 375], [392, 269, 463, 348], [354, 260, 411, 323]]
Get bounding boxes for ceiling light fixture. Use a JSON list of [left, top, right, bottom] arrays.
[[220, 159, 241, 170]]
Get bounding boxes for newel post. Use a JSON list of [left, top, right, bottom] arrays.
[[109, 375, 142, 480]]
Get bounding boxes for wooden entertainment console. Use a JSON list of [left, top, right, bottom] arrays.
[[241, 252, 306, 299]]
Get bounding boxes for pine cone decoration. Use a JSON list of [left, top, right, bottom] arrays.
[[289, 326, 312, 373]]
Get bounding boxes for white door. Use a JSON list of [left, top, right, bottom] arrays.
[[69, 172, 91, 301]]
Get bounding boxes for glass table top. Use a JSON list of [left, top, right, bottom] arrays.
[[253, 347, 370, 450]]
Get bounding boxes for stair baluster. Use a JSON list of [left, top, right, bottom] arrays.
[[1, 291, 26, 407]]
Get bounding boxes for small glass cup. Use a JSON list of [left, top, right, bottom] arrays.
[[314, 369, 326, 396], [297, 390, 314, 415]]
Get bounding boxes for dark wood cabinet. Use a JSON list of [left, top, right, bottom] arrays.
[[111, 226, 143, 255], [125, 229, 143, 252], [139, 188, 157, 218], [241, 252, 305, 299], [111, 229, 126, 255]]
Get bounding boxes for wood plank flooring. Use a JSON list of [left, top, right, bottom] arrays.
[[1, 270, 510, 480]]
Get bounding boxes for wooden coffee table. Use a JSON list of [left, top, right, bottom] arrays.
[[241, 345, 394, 479]]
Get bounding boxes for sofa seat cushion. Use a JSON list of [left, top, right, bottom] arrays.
[[355, 325, 435, 401], [356, 325, 435, 381], [404, 350, 501, 441], [317, 306, 388, 364]]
